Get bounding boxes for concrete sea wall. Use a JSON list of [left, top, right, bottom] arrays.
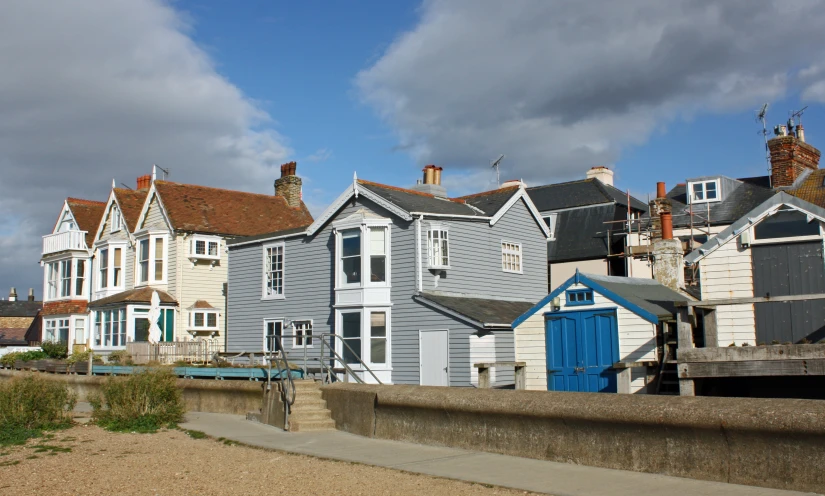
[[322, 383, 825, 493]]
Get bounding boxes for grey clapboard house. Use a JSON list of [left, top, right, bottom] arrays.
[[226, 169, 549, 387]]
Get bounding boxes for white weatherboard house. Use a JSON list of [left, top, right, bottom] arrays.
[[512, 271, 689, 394]]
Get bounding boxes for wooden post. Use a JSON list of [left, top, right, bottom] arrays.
[[87, 354, 93, 375], [676, 307, 694, 355], [703, 308, 718, 348], [679, 378, 695, 396], [514, 364, 525, 390], [478, 365, 490, 388]]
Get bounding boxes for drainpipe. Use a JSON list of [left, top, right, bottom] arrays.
[[415, 215, 423, 292]]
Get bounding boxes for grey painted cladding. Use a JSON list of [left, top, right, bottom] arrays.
[[227, 193, 546, 386]]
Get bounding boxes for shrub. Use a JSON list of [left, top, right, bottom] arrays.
[[66, 350, 100, 366], [17, 350, 48, 362], [0, 352, 22, 368], [0, 375, 76, 445], [89, 368, 184, 433], [40, 341, 68, 360], [108, 350, 132, 365]]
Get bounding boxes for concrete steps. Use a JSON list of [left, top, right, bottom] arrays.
[[288, 380, 335, 432]]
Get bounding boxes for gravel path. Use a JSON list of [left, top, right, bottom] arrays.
[[0, 426, 540, 495]]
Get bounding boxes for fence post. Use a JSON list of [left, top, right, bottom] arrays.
[[478, 365, 490, 388]]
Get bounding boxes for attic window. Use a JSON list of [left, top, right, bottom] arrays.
[[566, 289, 594, 306], [111, 207, 122, 233], [189, 235, 221, 261], [687, 180, 720, 204]]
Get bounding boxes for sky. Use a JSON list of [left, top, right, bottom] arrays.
[[3, 0, 825, 297]]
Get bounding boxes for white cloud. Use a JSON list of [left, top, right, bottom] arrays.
[[305, 148, 333, 163], [0, 0, 293, 295], [357, 0, 825, 185]]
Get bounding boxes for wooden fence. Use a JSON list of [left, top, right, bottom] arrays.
[[126, 339, 222, 365]]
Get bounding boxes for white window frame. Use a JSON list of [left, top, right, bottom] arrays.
[[189, 310, 219, 331], [501, 240, 523, 274], [45, 257, 89, 301], [334, 308, 392, 369], [98, 248, 109, 290], [74, 317, 86, 345], [44, 318, 70, 343], [94, 308, 127, 349], [189, 235, 221, 262], [262, 242, 285, 300], [543, 213, 558, 240], [75, 259, 87, 298], [95, 242, 127, 292], [427, 226, 450, 269], [46, 261, 59, 300], [263, 319, 283, 353], [111, 206, 123, 233], [292, 320, 314, 348], [333, 218, 392, 290], [134, 232, 168, 286], [687, 179, 720, 204], [59, 259, 72, 298]]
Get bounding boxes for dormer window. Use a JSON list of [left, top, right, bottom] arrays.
[[688, 179, 720, 204], [111, 207, 122, 232]]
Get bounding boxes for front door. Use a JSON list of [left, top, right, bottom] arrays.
[[545, 310, 618, 392], [420, 329, 449, 386]]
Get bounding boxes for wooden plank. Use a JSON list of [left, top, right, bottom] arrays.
[[679, 379, 695, 396], [677, 293, 825, 307], [676, 307, 693, 352], [678, 359, 825, 378], [702, 309, 718, 348]]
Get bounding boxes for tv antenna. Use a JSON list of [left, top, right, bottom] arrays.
[[490, 154, 505, 187], [755, 103, 770, 182], [153, 164, 170, 181], [790, 106, 808, 128], [119, 183, 133, 190]]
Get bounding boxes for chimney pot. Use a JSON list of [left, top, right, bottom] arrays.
[[8, 287, 17, 302], [28, 288, 35, 302], [656, 182, 666, 198]]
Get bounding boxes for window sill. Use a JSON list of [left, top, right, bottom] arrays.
[[261, 295, 285, 301], [688, 199, 721, 205], [428, 265, 451, 271], [502, 270, 523, 274]]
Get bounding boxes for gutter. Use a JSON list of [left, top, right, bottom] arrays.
[[409, 212, 490, 220]]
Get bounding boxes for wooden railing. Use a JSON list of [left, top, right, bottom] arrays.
[[43, 230, 87, 254], [126, 339, 222, 365]]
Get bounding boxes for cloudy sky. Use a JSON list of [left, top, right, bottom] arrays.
[[2, 0, 825, 297]]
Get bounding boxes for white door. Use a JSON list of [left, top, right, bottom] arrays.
[[420, 329, 449, 386]]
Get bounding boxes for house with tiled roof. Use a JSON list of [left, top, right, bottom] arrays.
[[40, 164, 313, 355], [226, 165, 549, 387], [0, 288, 41, 347], [525, 167, 648, 290]]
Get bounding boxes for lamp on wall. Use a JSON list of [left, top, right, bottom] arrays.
[[552, 296, 561, 311]]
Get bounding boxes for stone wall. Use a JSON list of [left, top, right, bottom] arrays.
[[322, 383, 825, 493]]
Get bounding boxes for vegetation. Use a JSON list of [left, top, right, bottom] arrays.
[[40, 341, 68, 359], [66, 350, 100, 366], [0, 375, 76, 446], [89, 368, 184, 433], [107, 350, 133, 365], [185, 429, 207, 439]]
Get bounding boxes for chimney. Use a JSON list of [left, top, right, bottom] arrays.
[[649, 182, 683, 290], [274, 161, 303, 208], [586, 166, 614, 187], [410, 165, 448, 197], [27, 288, 35, 302], [136, 174, 152, 190], [769, 128, 820, 188], [8, 287, 17, 302]]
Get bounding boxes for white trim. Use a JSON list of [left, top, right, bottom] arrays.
[[501, 240, 524, 274], [426, 226, 450, 269], [92, 191, 136, 245], [543, 213, 558, 240], [188, 235, 222, 264], [415, 215, 423, 292], [538, 202, 613, 214], [291, 319, 314, 348], [687, 179, 721, 204], [334, 307, 392, 371], [409, 212, 490, 220], [489, 187, 551, 238], [110, 206, 123, 233], [133, 233, 168, 286], [358, 187, 413, 222], [134, 184, 175, 233], [189, 309, 220, 331], [262, 318, 284, 353], [261, 242, 286, 300], [306, 185, 357, 236]]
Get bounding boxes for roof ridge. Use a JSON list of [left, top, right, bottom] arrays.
[[455, 185, 519, 200], [154, 180, 295, 202], [526, 178, 594, 190], [357, 179, 437, 198], [67, 197, 106, 206]]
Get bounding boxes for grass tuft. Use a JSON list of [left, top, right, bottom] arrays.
[[0, 375, 75, 446], [89, 368, 184, 433]]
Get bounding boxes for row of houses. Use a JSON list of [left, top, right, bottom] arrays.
[[31, 121, 825, 396]]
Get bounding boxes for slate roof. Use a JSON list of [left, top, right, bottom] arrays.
[[356, 180, 488, 217], [226, 226, 309, 246], [665, 179, 774, 229], [416, 292, 535, 328], [456, 186, 520, 215], [153, 181, 313, 237], [786, 169, 825, 208], [526, 179, 647, 212], [0, 328, 30, 346], [66, 198, 106, 247], [90, 288, 177, 307], [112, 188, 150, 232], [547, 203, 624, 262], [584, 274, 690, 320], [0, 301, 42, 317]]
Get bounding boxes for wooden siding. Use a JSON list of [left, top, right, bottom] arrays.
[[174, 234, 226, 344], [698, 235, 756, 345], [142, 196, 168, 230], [514, 282, 656, 393], [420, 199, 547, 301], [96, 204, 135, 294]]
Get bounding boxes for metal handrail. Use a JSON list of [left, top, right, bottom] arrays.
[[266, 335, 296, 430], [316, 333, 384, 385]]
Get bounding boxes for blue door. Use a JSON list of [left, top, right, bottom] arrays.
[[545, 310, 618, 393]]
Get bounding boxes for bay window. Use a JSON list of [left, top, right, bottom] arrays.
[[47, 262, 58, 299], [370, 312, 387, 364], [334, 221, 391, 289], [95, 309, 126, 347], [45, 258, 89, 301], [113, 248, 122, 287], [341, 229, 361, 285], [138, 239, 149, 283], [135, 234, 167, 285], [341, 312, 361, 364], [44, 318, 69, 343], [154, 237, 164, 281], [190, 310, 219, 330], [75, 260, 86, 296], [74, 317, 86, 345], [99, 249, 109, 289], [60, 260, 72, 297], [262, 243, 284, 299], [428, 228, 449, 268], [336, 309, 391, 368], [369, 227, 386, 283]]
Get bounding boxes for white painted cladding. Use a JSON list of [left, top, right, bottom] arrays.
[[514, 283, 657, 393], [469, 333, 496, 386]]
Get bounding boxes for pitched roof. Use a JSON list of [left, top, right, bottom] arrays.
[[356, 180, 487, 217], [90, 287, 177, 307], [547, 203, 624, 262], [786, 169, 825, 208], [415, 292, 535, 328], [153, 181, 313, 236], [665, 178, 774, 229], [0, 301, 42, 317], [0, 328, 30, 345], [66, 198, 106, 247], [526, 179, 647, 212], [189, 300, 216, 309], [456, 186, 520, 216], [112, 188, 149, 232]]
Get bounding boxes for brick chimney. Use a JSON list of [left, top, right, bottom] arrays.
[[648, 182, 672, 241], [769, 130, 820, 188], [586, 166, 614, 187], [650, 182, 683, 290], [410, 165, 448, 197], [274, 161, 302, 208], [136, 174, 152, 190]]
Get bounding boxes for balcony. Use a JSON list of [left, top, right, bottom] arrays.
[[43, 230, 88, 255]]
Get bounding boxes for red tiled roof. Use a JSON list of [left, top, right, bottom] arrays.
[[190, 300, 216, 309], [153, 181, 313, 236], [67, 198, 106, 247], [113, 188, 149, 232], [90, 287, 177, 307], [787, 169, 825, 208], [0, 328, 29, 345], [42, 301, 88, 316]]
